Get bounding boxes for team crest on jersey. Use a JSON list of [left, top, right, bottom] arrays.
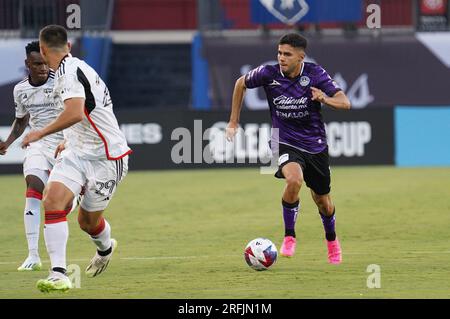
[[44, 88, 53, 98], [299, 76, 310, 87]]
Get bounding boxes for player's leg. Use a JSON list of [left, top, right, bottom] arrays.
[[279, 162, 303, 257], [305, 148, 341, 264], [18, 173, 46, 271], [36, 181, 75, 292], [36, 150, 84, 292], [310, 190, 336, 240], [310, 190, 341, 264], [80, 156, 128, 277], [18, 147, 53, 271], [78, 207, 117, 277]]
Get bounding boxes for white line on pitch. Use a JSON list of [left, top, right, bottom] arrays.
[[1, 251, 450, 265]]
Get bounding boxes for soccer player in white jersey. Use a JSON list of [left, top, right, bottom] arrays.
[[22, 25, 132, 293], [0, 41, 69, 272]]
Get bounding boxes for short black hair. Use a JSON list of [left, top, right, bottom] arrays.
[[25, 41, 40, 55], [39, 24, 68, 49], [279, 33, 307, 50]]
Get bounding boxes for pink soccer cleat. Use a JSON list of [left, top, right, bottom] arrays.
[[280, 236, 296, 257], [327, 238, 342, 264]]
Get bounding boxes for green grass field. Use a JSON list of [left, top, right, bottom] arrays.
[[0, 166, 449, 299]]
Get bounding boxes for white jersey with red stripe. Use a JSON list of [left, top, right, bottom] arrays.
[[14, 71, 64, 154], [53, 55, 131, 160]]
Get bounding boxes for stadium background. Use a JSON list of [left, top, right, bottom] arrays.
[[0, 0, 449, 300]]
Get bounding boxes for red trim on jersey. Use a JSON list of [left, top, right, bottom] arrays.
[[26, 189, 43, 200], [84, 108, 132, 160]]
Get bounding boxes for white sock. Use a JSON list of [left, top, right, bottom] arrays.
[[24, 197, 41, 258], [44, 219, 69, 270], [90, 218, 111, 252]]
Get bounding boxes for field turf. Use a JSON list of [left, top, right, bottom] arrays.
[[0, 166, 449, 299]]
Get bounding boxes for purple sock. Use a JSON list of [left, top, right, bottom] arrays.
[[320, 209, 336, 241], [282, 199, 299, 237]]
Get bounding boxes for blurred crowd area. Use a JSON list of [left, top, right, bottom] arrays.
[[0, 0, 448, 111], [0, 0, 417, 32], [0, 0, 449, 170]]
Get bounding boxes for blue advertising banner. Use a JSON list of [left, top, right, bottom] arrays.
[[251, 0, 362, 24], [395, 107, 450, 167]]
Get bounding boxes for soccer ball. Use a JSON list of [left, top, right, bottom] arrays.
[[244, 238, 278, 271]]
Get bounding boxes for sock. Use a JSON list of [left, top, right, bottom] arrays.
[[88, 218, 112, 253], [52, 267, 67, 275], [282, 199, 300, 238], [24, 189, 42, 258], [44, 209, 70, 271], [320, 209, 336, 241]]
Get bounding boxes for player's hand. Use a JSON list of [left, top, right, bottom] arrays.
[[226, 121, 239, 142], [54, 141, 66, 159], [21, 130, 44, 148], [0, 141, 8, 155], [311, 87, 327, 104]]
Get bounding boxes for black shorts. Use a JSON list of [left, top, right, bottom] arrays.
[[275, 143, 331, 195]]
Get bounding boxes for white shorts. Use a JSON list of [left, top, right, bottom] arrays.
[[48, 149, 128, 212], [23, 142, 57, 184]]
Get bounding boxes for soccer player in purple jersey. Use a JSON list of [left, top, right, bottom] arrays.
[[226, 33, 351, 264]]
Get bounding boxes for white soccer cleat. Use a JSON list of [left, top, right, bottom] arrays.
[[85, 238, 117, 278], [36, 271, 72, 293], [17, 256, 42, 271]]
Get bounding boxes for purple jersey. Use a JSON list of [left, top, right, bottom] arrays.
[[245, 62, 341, 154]]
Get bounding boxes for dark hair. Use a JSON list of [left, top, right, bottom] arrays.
[[279, 33, 307, 50], [39, 24, 68, 49], [25, 41, 40, 55]]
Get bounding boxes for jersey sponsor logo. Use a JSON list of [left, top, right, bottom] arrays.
[[273, 95, 308, 110], [275, 110, 310, 119], [299, 75, 310, 86]]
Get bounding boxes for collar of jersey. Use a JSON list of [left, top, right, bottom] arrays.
[[27, 74, 49, 87], [57, 53, 72, 71], [279, 62, 305, 80]]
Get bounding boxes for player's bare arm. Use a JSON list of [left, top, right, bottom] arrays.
[[311, 87, 351, 110], [226, 75, 247, 141], [21, 98, 84, 148], [0, 114, 30, 155]]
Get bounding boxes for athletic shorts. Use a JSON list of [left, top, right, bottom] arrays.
[[48, 149, 128, 212], [23, 142, 57, 184], [275, 143, 331, 195]]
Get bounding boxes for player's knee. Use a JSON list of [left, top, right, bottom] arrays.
[[26, 182, 44, 194], [285, 175, 302, 191], [317, 200, 334, 216], [78, 219, 95, 234], [43, 192, 61, 211], [25, 175, 45, 193], [77, 216, 98, 234]]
